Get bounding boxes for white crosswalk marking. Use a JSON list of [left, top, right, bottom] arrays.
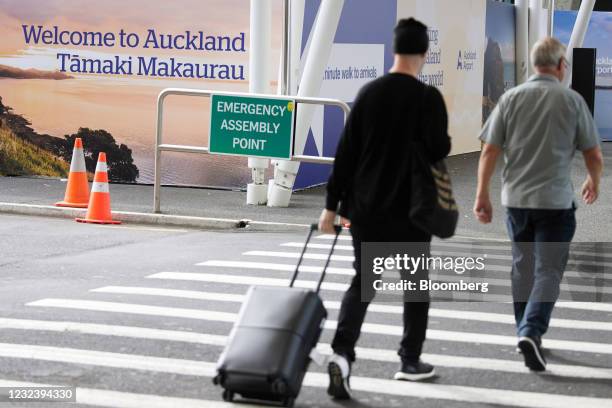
[[1, 346, 612, 408], [26, 298, 612, 355], [244, 250, 354, 262], [148, 271, 349, 291], [280, 242, 612, 281], [27, 298, 237, 322], [9, 232, 612, 407], [0, 317, 228, 345], [2, 317, 611, 380], [147, 270, 611, 306], [91, 286, 612, 332], [242, 250, 612, 295], [197, 260, 354, 275]]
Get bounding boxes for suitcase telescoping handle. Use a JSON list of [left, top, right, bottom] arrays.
[[289, 224, 343, 293]]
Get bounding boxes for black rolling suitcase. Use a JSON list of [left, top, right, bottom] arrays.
[[213, 224, 342, 407]]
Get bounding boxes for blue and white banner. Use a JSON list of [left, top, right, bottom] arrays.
[[296, 0, 488, 188], [555, 11, 612, 142]]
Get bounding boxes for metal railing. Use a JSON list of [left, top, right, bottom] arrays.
[[154, 88, 351, 213]]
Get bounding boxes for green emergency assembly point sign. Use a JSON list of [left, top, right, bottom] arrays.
[[209, 94, 295, 160]]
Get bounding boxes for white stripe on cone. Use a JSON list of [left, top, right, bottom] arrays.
[[95, 161, 108, 173], [69, 147, 87, 172], [91, 182, 110, 194]]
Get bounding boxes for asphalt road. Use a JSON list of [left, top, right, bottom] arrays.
[[1, 214, 611, 408]]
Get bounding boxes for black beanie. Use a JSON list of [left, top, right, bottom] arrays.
[[394, 18, 429, 55]]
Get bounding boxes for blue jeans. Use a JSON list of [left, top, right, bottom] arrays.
[[506, 207, 576, 338]]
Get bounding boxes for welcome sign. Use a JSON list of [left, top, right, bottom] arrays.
[[20, 25, 246, 80]]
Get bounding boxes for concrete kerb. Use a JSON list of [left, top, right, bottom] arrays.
[[0, 202, 512, 238], [0, 202, 266, 231]]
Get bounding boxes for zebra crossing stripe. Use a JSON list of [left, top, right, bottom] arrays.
[[1, 345, 611, 407], [148, 271, 350, 291], [314, 236, 612, 262], [91, 286, 246, 303], [244, 250, 353, 262], [91, 286, 612, 332], [197, 260, 354, 275], [0, 317, 228, 345], [27, 298, 236, 322], [199, 257, 612, 284], [557, 302, 612, 312], [241, 251, 612, 295], [433, 241, 612, 260], [0, 317, 610, 380], [282, 241, 612, 265], [26, 299, 612, 355], [246, 249, 612, 268], [281, 242, 354, 251], [0, 379, 232, 408], [149, 269, 610, 302], [317, 234, 352, 241]]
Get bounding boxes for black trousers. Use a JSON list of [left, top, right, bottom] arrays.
[[331, 221, 432, 364]]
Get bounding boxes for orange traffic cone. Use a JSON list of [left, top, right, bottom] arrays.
[[56, 138, 89, 208], [76, 152, 121, 225]]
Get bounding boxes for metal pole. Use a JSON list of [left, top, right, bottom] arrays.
[[516, 0, 530, 84], [548, 0, 556, 37], [529, 0, 544, 76], [153, 92, 167, 214], [281, 0, 291, 96]]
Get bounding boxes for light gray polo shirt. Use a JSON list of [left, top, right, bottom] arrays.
[[479, 74, 601, 209]]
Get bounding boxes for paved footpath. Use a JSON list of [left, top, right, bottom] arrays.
[[1, 214, 611, 407], [2, 142, 611, 240]]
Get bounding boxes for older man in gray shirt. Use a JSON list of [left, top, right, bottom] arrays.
[[474, 37, 603, 372]]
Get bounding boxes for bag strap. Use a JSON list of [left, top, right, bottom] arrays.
[[290, 224, 342, 293], [416, 84, 430, 145]]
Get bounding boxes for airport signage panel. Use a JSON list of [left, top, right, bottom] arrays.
[[209, 94, 295, 160]]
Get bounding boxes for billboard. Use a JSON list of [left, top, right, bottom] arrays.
[[0, 0, 282, 186], [555, 10, 612, 141], [1, 0, 506, 190], [483, 0, 516, 124], [397, 0, 487, 155]]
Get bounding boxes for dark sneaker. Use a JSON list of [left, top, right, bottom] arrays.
[[516, 336, 542, 353], [327, 354, 351, 400], [518, 336, 546, 371], [393, 360, 436, 381]]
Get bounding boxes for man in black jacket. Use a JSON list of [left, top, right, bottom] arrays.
[[318, 18, 451, 400]]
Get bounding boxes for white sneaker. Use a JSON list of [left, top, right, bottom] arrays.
[[327, 353, 351, 400]]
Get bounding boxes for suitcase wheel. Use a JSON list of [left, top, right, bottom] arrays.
[[222, 389, 234, 402], [282, 397, 295, 407], [271, 379, 287, 395]]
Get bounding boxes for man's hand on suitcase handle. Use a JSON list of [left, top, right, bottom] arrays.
[[317, 209, 342, 235]]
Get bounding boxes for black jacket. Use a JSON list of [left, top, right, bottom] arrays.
[[326, 73, 451, 224]]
